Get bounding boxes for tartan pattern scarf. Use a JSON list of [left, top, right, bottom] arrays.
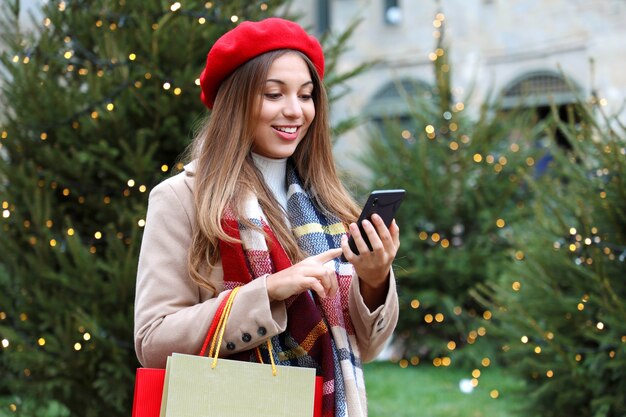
[[218, 164, 367, 417]]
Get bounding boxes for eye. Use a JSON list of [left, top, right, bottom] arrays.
[[299, 94, 313, 101], [264, 93, 282, 100]]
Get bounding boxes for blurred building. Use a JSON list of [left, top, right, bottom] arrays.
[[0, 0, 39, 48], [289, 0, 626, 176]]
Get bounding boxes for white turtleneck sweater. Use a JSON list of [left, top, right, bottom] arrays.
[[251, 153, 289, 211]]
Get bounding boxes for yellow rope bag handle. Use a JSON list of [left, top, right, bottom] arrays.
[[209, 287, 277, 376]]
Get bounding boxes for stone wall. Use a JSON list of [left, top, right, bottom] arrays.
[[290, 0, 626, 177]]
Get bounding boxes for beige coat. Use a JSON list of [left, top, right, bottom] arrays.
[[134, 163, 399, 369]]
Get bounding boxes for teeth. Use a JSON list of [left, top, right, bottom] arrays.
[[275, 126, 297, 134]]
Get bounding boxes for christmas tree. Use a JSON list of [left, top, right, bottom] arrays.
[[361, 14, 544, 365], [0, 1, 365, 415], [477, 98, 626, 416]]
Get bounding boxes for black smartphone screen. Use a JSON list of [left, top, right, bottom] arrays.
[[341, 189, 405, 261]]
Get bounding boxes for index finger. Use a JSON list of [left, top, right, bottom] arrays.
[[310, 248, 342, 263]]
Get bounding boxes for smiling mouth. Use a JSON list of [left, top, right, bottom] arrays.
[[273, 126, 299, 134]]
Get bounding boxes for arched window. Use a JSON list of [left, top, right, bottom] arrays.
[[365, 78, 434, 141], [500, 70, 583, 149], [501, 70, 580, 109], [366, 78, 433, 125]]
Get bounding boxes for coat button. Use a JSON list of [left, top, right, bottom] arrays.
[[241, 332, 252, 343], [257, 326, 267, 336], [226, 342, 236, 350]]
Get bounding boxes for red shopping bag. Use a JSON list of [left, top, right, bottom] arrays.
[[131, 368, 166, 417]]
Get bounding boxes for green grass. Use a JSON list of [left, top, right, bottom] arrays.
[[364, 362, 526, 417]]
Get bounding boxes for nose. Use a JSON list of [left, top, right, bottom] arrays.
[[282, 94, 303, 119]]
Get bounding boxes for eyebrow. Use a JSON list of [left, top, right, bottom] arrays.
[[265, 79, 314, 87]]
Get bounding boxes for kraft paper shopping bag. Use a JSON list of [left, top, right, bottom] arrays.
[[160, 353, 316, 417]]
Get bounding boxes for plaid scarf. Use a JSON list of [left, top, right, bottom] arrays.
[[218, 164, 367, 417]]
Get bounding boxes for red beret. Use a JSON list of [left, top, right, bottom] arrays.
[[199, 17, 325, 109]]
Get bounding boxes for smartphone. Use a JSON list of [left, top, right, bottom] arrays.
[[341, 189, 405, 262]]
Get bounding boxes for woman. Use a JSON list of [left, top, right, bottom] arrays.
[[134, 17, 399, 417]]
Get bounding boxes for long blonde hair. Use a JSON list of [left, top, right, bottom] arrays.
[[188, 50, 360, 294]]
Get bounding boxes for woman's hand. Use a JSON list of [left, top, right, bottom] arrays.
[[266, 248, 342, 301], [341, 214, 400, 309]]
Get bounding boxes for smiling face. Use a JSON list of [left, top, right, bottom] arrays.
[[251, 53, 316, 159]]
